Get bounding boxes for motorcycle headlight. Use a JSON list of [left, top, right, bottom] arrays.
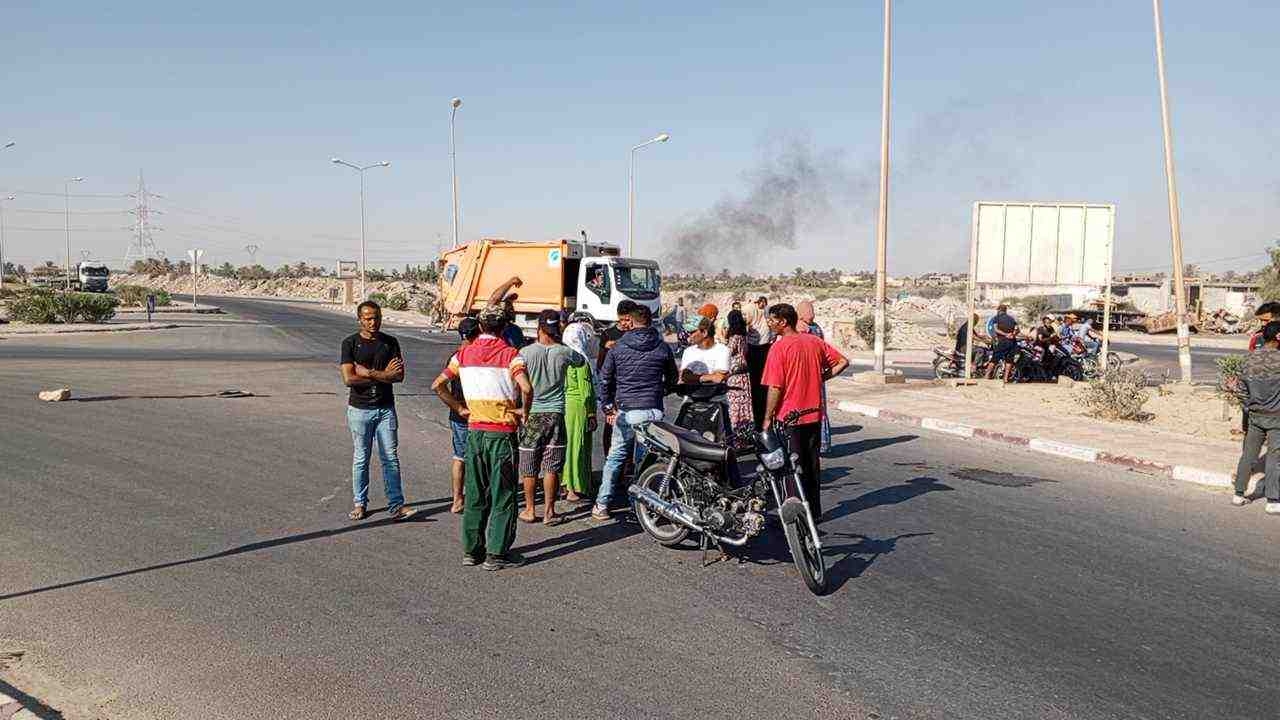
[[759, 446, 786, 471]]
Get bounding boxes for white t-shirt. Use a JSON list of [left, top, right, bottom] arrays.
[[680, 342, 732, 376]]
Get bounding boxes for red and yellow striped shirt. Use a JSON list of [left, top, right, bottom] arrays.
[[442, 335, 527, 432]]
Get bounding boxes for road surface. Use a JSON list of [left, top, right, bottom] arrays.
[[0, 297, 1275, 719]]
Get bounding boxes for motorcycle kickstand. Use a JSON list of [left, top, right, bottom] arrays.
[[700, 534, 728, 567]]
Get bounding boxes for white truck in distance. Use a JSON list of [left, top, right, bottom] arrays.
[[77, 261, 110, 292]]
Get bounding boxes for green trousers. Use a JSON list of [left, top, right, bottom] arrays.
[[463, 430, 518, 559]]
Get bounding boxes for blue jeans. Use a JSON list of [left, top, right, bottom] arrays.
[[346, 406, 404, 510], [595, 408, 664, 510]]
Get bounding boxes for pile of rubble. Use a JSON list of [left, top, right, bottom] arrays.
[[110, 273, 436, 306], [661, 290, 949, 352]]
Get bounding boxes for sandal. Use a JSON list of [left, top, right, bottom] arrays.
[[543, 515, 564, 527], [518, 512, 539, 524], [348, 505, 366, 521]]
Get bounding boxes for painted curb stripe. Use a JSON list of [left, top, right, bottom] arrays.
[[836, 402, 880, 418], [1029, 438, 1099, 463], [1171, 465, 1233, 488], [920, 418, 975, 437]]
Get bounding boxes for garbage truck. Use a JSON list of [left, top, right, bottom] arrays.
[[437, 238, 661, 330], [77, 261, 110, 292]]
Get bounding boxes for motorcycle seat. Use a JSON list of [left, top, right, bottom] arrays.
[[646, 421, 731, 464]]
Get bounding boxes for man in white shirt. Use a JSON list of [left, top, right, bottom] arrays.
[[680, 317, 731, 383]]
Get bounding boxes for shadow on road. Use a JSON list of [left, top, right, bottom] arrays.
[[519, 516, 642, 565], [822, 531, 934, 593], [0, 678, 65, 720], [0, 497, 453, 603], [824, 434, 918, 459], [821, 476, 953, 523]]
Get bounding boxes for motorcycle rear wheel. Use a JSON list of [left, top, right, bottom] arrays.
[[933, 356, 955, 380], [634, 463, 691, 547], [780, 498, 828, 595]]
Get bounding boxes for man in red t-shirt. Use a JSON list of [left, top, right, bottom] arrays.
[[761, 303, 849, 519]]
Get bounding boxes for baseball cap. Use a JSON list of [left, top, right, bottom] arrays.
[[457, 317, 480, 340], [538, 308, 562, 338], [478, 305, 507, 323]]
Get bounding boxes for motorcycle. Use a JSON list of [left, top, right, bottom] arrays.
[[635, 382, 739, 487], [628, 408, 828, 595], [1070, 343, 1121, 379], [932, 344, 992, 380]]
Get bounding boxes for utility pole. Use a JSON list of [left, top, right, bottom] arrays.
[[873, 0, 893, 373], [450, 97, 462, 249], [64, 177, 84, 292], [0, 195, 13, 292], [244, 243, 259, 265], [1152, 0, 1192, 384], [124, 171, 162, 270]]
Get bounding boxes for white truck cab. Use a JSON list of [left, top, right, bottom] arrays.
[[574, 255, 661, 323]]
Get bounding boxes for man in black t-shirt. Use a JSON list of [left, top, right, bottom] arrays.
[[339, 301, 416, 522], [986, 308, 1020, 381]]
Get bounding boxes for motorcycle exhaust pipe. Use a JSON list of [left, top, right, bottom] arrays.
[[628, 486, 749, 547]]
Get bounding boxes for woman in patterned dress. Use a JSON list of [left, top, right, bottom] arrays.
[[723, 309, 754, 453]]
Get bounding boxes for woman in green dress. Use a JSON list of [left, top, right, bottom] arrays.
[[561, 313, 599, 502]]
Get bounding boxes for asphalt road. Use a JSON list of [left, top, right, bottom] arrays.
[[1, 298, 1277, 719]]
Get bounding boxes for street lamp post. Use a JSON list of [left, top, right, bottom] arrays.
[[873, 0, 893, 374], [1152, 0, 1192, 384], [628, 133, 670, 257], [331, 158, 391, 301], [64, 177, 84, 292], [450, 97, 462, 250], [0, 195, 14, 292]]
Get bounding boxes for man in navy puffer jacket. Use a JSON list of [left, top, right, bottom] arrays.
[[593, 304, 677, 520]]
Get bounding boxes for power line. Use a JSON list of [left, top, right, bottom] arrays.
[[1, 189, 131, 199]]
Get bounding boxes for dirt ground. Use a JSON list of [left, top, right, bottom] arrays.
[[947, 380, 1240, 442]]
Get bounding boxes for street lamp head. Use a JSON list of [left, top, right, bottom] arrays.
[[330, 157, 343, 164], [656, 133, 671, 143], [69, 177, 84, 182], [451, 97, 462, 109], [379, 161, 391, 167], [4, 195, 14, 201], [2, 141, 14, 149]]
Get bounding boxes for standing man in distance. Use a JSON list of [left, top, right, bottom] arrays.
[[339, 301, 418, 522], [746, 295, 774, 429], [432, 317, 481, 514], [517, 309, 584, 525], [594, 304, 678, 521], [437, 306, 534, 570], [761, 303, 849, 521], [986, 304, 1020, 382]]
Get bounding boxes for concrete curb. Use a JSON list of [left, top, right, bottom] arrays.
[[835, 399, 1233, 489], [0, 322, 181, 337]]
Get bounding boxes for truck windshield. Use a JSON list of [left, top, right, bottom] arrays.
[[81, 267, 109, 277], [613, 265, 659, 300]]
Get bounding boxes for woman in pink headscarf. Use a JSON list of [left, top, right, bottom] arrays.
[[797, 300, 832, 453]]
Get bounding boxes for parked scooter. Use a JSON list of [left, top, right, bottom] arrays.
[[933, 344, 992, 380]]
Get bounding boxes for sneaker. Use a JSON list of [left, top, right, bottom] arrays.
[[461, 555, 482, 567], [1265, 502, 1280, 515], [482, 553, 527, 571], [590, 505, 611, 522], [1232, 494, 1252, 507]]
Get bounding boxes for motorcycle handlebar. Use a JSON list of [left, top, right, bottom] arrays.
[[777, 407, 822, 428]]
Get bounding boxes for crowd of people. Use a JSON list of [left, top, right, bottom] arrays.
[[336, 285, 851, 571], [954, 304, 1103, 380]]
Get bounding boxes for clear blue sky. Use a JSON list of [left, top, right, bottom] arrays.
[[1, 1, 1276, 275]]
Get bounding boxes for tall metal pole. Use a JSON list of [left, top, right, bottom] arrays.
[[873, 0, 893, 373], [628, 149, 636, 257], [450, 98, 462, 250], [358, 169, 367, 301], [64, 181, 72, 292], [0, 195, 12, 292], [628, 133, 670, 258], [1152, 0, 1191, 384]]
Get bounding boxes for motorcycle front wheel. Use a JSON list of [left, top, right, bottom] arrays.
[[634, 463, 691, 547], [933, 356, 955, 380], [780, 498, 828, 595]]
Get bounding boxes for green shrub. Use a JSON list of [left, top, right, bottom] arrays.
[[1080, 367, 1151, 420], [854, 312, 893, 348], [51, 292, 118, 324], [114, 285, 171, 307], [367, 292, 389, 308], [384, 293, 409, 311], [10, 290, 60, 323], [1217, 354, 1248, 406], [1019, 295, 1056, 324]]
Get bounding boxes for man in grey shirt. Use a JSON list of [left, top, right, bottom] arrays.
[[517, 309, 584, 525]]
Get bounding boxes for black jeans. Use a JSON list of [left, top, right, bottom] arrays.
[[1235, 416, 1280, 500], [790, 422, 823, 520]]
